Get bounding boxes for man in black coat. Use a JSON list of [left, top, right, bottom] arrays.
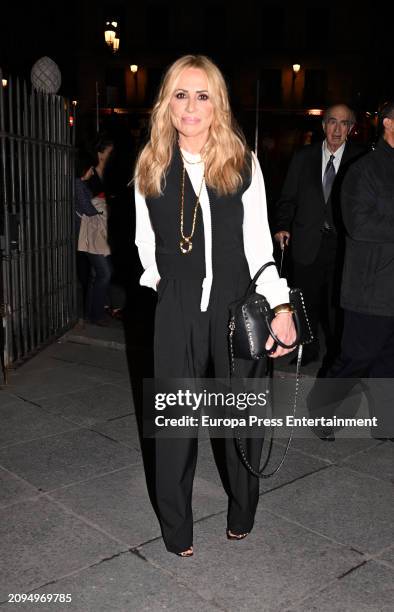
[[273, 104, 364, 366], [308, 101, 394, 440]]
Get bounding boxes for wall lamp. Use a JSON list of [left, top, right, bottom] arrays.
[[105, 21, 120, 53]]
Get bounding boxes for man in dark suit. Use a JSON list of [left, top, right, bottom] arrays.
[[308, 101, 394, 440], [273, 104, 364, 367]]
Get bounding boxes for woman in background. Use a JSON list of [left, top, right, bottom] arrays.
[[75, 151, 112, 325], [87, 134, 114, 199]]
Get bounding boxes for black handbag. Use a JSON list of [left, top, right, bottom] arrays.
[[228, 261, 313, 478], [229, 262, 313, 362]]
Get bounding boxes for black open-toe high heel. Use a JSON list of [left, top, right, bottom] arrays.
[[176, 546, 194, 557], [226, 529, 249, 540]]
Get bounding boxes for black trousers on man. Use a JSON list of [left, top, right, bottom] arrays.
[[152, 277, 265, 554], [308, 309, 394, 438], [292, 232, 343, 367]]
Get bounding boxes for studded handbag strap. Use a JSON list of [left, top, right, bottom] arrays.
[[233, 344, 302, 478]]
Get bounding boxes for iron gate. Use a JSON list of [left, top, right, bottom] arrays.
[[0, 69, 76, 382]]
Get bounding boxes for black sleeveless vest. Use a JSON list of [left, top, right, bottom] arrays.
[[145, 147, 252, 280]]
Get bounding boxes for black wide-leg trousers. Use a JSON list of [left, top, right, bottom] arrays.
[[152, 278, 265, 553]]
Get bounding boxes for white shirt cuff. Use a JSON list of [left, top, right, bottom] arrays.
[[256, 277, 290, 309], [140, 266, 160, 291]]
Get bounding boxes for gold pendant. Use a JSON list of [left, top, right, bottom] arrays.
[[180, 238, 193, 254]]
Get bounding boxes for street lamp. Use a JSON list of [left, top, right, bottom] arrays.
[[104, 21, 119, 53], [1, 79, 7, 87], [130, 65, 139, 101], [291, 64, 301, 106], [292, 64, 301, 78]]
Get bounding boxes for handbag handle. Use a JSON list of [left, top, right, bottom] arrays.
[[246, 261, 277, 297], [247, 261, 300, 349]]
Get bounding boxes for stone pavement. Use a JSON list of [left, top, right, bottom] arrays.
[[0, 322, 393, 611]]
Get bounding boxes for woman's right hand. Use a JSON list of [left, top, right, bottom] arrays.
[[265, 312, 297, 358]]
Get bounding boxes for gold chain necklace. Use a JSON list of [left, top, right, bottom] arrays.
[[180, 164, 205, 254], [179, 148, 204, 166]]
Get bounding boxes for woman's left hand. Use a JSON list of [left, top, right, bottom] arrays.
[[265, 313, 297, 358]]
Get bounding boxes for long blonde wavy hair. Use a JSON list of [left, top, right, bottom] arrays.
[[135, 55, 249, 197]]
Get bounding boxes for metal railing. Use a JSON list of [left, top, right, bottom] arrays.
[[0, 69, 76, 382]]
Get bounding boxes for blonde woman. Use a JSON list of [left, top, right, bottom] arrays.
[[135, 55, 296, 557]]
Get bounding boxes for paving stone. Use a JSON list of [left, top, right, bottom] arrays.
[[139, 509, 362, 612], [8, 355, 75, 376], [341, 441, 394, 483], [91, 415, 140, 449], [272, 376, 374, 441], [284, 437, 382, 463], [0, 429, 139, 491], [375, 545, 394, 567], [8, 365, 99, 401], [45, 341, 128, 373], [261, 465, 394, 554], [0, 497, 125, 603], [49, 465, 159, 547], [37, 384, 134, 426], [50, 459, 227, 548], [195, 438, 328, 496], [48, 362, 129, 386], [77, 350, 129, 375], [0, 390, 25, 408], [64, 322, 125, 345], [285, 560, 394, 612], [109, 377, 134, 394], [2, 328, 392, 611], [258, 444, 329, 492], [0, 467, 39, 508], [0, 398, 79, 448], [23, 553, 220, 612]]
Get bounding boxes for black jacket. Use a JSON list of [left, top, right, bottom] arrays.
[[273, 141, 364, 265], [341, 138, 394, 316]]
